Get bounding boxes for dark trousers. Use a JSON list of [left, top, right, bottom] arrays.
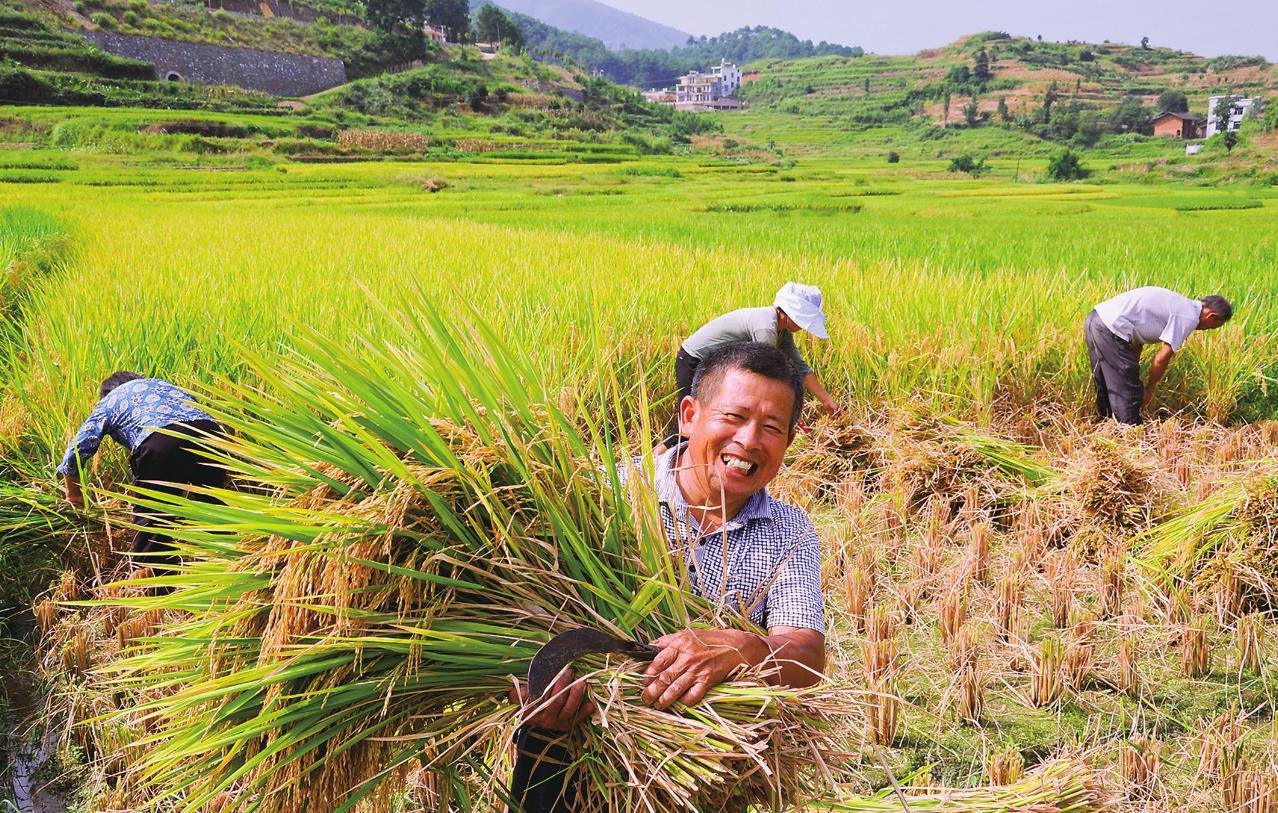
[[661, 348, 700, 448], [129, 419, 226, 566], [509, 727, 578, 813], [1084, 310, 1143, 425]]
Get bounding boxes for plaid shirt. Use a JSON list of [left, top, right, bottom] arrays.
[[621, 445, 826, 634], [57, 378, 212, 475]]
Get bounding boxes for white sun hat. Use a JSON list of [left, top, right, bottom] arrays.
[[773, 282, 829, 339]]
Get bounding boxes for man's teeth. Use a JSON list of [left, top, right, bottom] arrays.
[[722, 455, 753, 473]]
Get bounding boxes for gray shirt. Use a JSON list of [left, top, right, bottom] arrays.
[[681, 307, 812, 375], [1094, 287, 1201, 353]]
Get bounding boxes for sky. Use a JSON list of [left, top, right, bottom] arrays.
[[596, 0, 1278, 61]]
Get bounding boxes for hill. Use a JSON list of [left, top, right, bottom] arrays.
[[510, 16, 862, 87], [485, 0, 689, 50], [725, 32, 1278, 155]]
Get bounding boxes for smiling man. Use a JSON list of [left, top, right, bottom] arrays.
[[511, 341, 826, 813]]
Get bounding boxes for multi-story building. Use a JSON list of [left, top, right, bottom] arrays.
[[1205, 95, 1259, 137], [673, 60, 743, 112], [710, 59, 741, 97]]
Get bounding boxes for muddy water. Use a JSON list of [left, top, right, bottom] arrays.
[[2, 613, 70, 813]]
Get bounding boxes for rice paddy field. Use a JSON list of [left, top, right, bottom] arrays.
[[3, 134, 1278, 811]]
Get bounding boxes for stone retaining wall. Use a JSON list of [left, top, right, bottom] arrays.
[[79, 31, 346, 96]]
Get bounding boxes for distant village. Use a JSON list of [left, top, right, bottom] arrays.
[[1152, 95, 1262, 154], [642, 60, 744, 111]]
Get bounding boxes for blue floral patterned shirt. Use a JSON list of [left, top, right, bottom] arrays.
[[57, 378, 213, 476], [619, 445, 826, 634]]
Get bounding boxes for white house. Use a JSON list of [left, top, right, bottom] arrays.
[[424, 24, 447, 44], [1205, 95, 1258, 137], [710, 59, 741, 97], [673, 60, 743, 111]]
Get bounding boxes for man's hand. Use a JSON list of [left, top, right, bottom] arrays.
[[823, 400, 844, 417], [642, 629, 767, 710], [509, 669, 594, 732], [63, 476, 84, 509], [1142, 343, 1175, 413]]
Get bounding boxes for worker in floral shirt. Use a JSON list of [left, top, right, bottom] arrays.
[[58, 371, 225, 566]]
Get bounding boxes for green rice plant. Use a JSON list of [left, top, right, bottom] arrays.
[[0, 480, 103, 607], [94, 303, 860, 813]]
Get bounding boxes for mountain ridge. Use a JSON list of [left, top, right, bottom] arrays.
[[485, 0, 690, 50]]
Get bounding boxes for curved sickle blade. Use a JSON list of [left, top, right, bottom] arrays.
[[528, 628, 659, 698]]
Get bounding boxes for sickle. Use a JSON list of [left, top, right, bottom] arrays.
[[528, 627, 659, 698]]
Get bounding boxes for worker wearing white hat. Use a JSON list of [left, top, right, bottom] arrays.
[[658, 282, 841, 451]]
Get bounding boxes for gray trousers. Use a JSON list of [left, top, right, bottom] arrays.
[[1084, 310, 1143, 424]]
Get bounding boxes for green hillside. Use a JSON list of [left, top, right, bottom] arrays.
[[725, 32, 1278, 157], [0, 2, 278, 109]]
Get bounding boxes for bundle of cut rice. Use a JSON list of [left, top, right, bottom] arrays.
[[1135, 463, 1278, 600], [1042, 432, 1175, 558], [94, 309, 863, 813]]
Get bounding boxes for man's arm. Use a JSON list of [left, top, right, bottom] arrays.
[[641, 626, 825, 710], [57, 401, 112, 497], [1141, 343, 1176, 409], [63, 475, 84, 509], [803, 372, 841, 415]]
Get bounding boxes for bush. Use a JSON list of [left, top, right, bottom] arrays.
[[90, 12, 115, 29], [948, 154, 987, 176], [121, 10, 138, 25], [887, 150, 900, 163], [1046, 149, 1089, 181]]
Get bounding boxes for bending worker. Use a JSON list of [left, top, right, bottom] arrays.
[[1085, 287, 1233, 424], [660, 282, 840, 451], [512, 342, 827, 812], [58, 371, 226, 566]]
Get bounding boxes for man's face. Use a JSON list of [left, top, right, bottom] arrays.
[[678, 369, 797, 503]]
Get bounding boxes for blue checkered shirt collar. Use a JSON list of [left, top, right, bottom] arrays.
[[651, 443, 774, 532]]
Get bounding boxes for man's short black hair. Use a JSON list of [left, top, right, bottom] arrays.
[[100, 371, 143, 399], [690, 342, 805, 430], [1201, 295, 1233, 323]]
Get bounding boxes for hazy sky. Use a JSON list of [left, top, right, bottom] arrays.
[[598, 0, 1278, 60]]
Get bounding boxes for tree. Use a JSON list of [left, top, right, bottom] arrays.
[[973, 48, 992, 82], [1214, 95, 1236, 135], [424, 0, 468, 41], [1039, 81, 1059, 124], [1156, 90, 1189, 113], [475, 3, 523, 49], [948, 154, 987, 176], [1046, 149, 1089, 181], [962, 98, 982, 127], [1140, 36, 1150, 50], [1109, 95, 1151, 134], [1223, 130, 1238, 153], [942, 91, 952, 123], [366, 0, 425, 32], [997, 96, 1010, 122], [946, 64, 971, 86]]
